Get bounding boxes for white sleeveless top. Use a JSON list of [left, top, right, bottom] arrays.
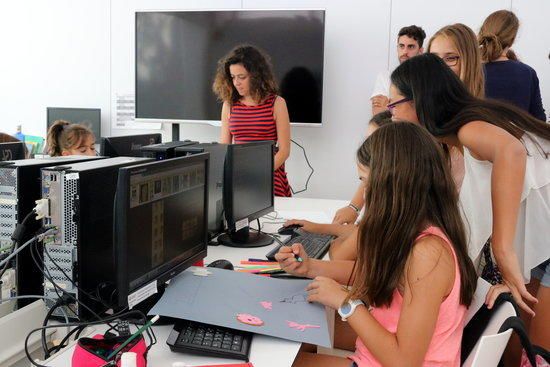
[[459, 132, 550, 281]]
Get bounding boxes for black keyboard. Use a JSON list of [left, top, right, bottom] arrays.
[[266, 230, 333, 261], [166, 319, 252, 361]]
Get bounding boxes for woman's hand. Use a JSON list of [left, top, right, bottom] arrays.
[[332, 206, 359, 225], [275, 243, 310, 277], [485, 283, 511, 310], [494, 250, 538, 316], [306, 276, 348, 310], [284, 219, 318, 233]]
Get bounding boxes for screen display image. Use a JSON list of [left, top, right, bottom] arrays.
[[136, 10, 325, 124], [125, 162, 206, 292]]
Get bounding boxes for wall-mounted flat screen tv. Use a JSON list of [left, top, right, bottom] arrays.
[[135, 10, 325, 126]]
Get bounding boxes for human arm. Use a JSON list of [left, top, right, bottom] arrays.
[[528, 70, 547, 122], [219, 102, 232, 144], [275, 243, 355, 284], [333, 183, 365, 224], [329, 227, 358, 260], [283, 219, 355, 237], [273, 97, 291, 170], [307, 235, 455, 367], [458, 121, 537, 315]]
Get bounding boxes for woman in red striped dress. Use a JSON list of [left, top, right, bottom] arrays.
[[213, 45, 292, 197]]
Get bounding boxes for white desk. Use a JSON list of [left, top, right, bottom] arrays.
[[28, 197, 347, 367]]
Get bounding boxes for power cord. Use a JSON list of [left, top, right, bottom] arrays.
[[290, 139, 314, 195], [0, 210, 37, 281]]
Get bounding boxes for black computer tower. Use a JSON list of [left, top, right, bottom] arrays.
[[0, 156, 103, 309], [175, 142, 228, 239], [41, 157, 153, 320], [141, 140, 198, 160]]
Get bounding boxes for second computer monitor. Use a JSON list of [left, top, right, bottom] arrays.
[[101, 134, 161, 157], [217, 141, 274, 248], [47, 107, 101, 140], [115, 154, 209, 309], [0, 142, 26, 161]]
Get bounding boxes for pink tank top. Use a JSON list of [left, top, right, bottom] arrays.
[[349, 226, 466, 367]]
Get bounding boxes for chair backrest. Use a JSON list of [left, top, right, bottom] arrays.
[[464, 278, 492, 325], [462, 288, 517, 367]]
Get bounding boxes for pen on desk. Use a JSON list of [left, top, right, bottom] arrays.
[[106, 315, 159, 360], [248, 258, 270, 262]]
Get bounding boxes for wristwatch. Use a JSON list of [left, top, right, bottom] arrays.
[[338, 299, 365, 321]]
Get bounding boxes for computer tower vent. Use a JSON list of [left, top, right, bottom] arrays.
[[43, 244, 76, 292], [62, 175, 78, 247], [0, 167, 17, 249]]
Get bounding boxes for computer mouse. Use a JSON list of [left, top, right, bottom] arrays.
[[277, 224, 302, 236], [207, 259, 234, 270]]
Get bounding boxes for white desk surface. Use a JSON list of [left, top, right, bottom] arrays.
[[39, 197, 347, 367]]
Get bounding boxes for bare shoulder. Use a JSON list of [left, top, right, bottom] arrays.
[[407, 235, 454, 287], [274, 96, 287, 108]]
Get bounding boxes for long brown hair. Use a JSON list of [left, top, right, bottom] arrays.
[[427, 23, 485, 98], [391, 54, 550, 154], [212, 45, 278, 105], [47, 120, 94, 156], [478, 10, 519, 62], [349, 123, 477, 307]]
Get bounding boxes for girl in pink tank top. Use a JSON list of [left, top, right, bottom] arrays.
[[276, 123, 477, 367]]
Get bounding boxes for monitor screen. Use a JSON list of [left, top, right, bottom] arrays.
[[101, 134, 161, 157], [224, 141, 274, 230], [47, 107, 101, 140], [115, 154, 208, 307], [175, 143, 228, 238], [0, 142, 26, 161], [135, 10, 325, 124]]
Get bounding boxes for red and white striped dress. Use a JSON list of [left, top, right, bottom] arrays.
[[228, 95, 292, 197]]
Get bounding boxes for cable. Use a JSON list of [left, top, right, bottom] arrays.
[[289, 139, 314, 195], [43, 242, 114, 312], [24, 310, 154, 367], [0, 227, 56, 269]]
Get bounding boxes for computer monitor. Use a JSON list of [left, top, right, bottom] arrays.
[[141, 140, 198, 160], [175, 142, 228, 239], [217, 141, 274, 248], [115, 154, 209, 310], [47, 107, 101, 140], [0, 142, 26, 161], [101, 134, 161, 157]]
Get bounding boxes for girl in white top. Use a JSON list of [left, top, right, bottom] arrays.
[[388, 53, 550, 352]]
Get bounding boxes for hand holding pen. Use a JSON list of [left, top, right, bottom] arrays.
[[275, 243, 310, 278]]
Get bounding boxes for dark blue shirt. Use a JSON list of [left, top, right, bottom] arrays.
[[484, 60, 547, 121]]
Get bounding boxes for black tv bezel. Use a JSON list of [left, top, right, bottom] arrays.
[[134, 9, 326, 126], [46, 107, 101, 138], [100, 133, 162, 157], [115, 154, 209, 308], [0, 141, 26, 161], [223, 141, 275, 232]]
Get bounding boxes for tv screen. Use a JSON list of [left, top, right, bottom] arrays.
[[135, 10, 325, 125]]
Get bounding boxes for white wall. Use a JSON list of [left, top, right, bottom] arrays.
[[1, 0, 548, 200]]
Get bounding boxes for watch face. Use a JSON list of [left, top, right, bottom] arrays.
[[340, 303, 352, 314]]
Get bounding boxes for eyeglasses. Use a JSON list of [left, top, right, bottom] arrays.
[[442, 55, 460, 67], [386, 97, 412, 112]]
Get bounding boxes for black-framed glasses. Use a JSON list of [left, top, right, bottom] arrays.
[[442, 55, 460, 67], [387, 97, 412, 112]]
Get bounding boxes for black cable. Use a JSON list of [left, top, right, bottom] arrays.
[[289, 139, 314, 195], [29, 238, 107, 323], [41, 298, 66, 359], [24, 310, 150, 367], [0, 210, 37, 282], [43, 243, 113, 312]]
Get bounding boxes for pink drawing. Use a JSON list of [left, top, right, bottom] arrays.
[[236, 313, 264, 326], [286, 320, 321, 331], [260, 301, 272, 310]]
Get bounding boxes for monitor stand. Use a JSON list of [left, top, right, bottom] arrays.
[[217, 227, 273, 248]]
